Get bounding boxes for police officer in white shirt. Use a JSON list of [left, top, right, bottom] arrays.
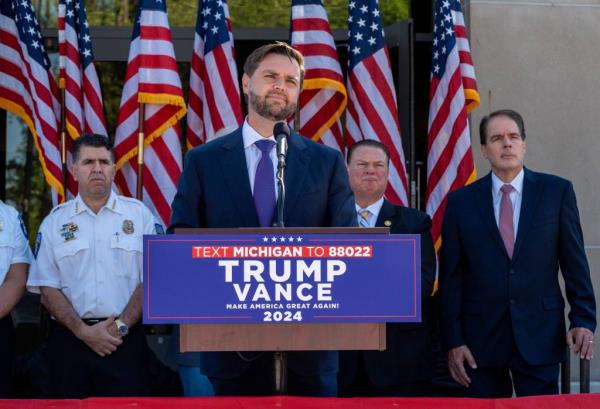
[[0, 201, 32, 396], [27, 134, 161, 398]]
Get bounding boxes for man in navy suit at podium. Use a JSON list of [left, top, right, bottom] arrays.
[[169, 42, 356, 396], [440, 109, 596, 397]]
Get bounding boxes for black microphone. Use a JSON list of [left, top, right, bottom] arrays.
[[273, 122, 289, 167]]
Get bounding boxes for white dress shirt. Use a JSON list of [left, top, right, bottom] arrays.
[[27, 191, 158, 318], [355, 197, 384, 228], [0, 201, 33, 285], [491, 169, 524, 239], [242, 119, 278, 196]]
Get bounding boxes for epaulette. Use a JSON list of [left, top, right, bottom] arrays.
[[50, 201, 70, 214]]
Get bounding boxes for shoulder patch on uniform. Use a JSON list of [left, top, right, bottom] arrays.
[[34, 232, 42, 258], [154, 223, 165, 235], [18, 214, 28, 239]]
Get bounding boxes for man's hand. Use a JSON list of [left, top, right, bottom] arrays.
[[75, 316, 122, 357], [567, 327, 594, 360], [448, 345, 477, 387]]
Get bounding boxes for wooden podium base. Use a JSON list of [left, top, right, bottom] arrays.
[[180, 322, 386, 352]]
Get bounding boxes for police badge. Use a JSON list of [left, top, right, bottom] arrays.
[[122, 220, 134, 234]]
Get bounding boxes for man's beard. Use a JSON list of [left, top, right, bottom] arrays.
[[249, 90, 297, 122]]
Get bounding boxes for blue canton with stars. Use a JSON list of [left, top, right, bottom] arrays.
[[1, 0, 51, 69], [195, 0, 230, 54], [131, 0, 169, 40], [63, 0, 95, 68], [431, 0, 459, 78], [347, 0, 385, 70]]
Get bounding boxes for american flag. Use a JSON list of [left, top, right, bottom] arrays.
[[346, 0, 409, 206], [290, 0, 347, 152], [113, 0, 186, 227], [0, 0, 64, 202], [426, 0, 479, 251], [58, 0, 107, 138], [186, 0, 242, 147]]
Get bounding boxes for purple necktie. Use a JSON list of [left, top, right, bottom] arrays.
[[499, 184, 515, 258], [253, 139, 276, 227]]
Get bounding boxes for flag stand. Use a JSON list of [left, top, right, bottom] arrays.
[[59, 79, 68, 203], [136, 102, 145, 201]]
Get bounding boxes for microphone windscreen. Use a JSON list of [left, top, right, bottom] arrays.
[[273, 122, 290, 138]]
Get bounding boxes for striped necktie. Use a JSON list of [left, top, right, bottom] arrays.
[[358, 209, 371, 228]]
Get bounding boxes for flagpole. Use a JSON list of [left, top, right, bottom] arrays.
[[136, 102, 145, 200], [59, 79, 68, 203]]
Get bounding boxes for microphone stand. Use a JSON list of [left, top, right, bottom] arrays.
[[273, 135, 286, 394]]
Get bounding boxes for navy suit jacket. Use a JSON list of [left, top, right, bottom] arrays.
[[439, 169, 596, 367], [169, 127, 357, 378], [339, 200, 437, 386]]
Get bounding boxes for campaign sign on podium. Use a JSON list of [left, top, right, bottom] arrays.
[[143, 231, 421, 324]]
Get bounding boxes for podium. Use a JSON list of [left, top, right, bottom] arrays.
[[145, 227, 421, 393]]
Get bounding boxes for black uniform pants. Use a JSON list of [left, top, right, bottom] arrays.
[[46, 321, 150, 398], [0, 314, 15, 397]]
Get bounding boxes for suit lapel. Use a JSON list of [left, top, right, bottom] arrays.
[[475, 173, 509, 258], [282, 132, 310, 220], [513, 168, 542, 261], [375, 199, 397, 228], [218, 129, 259, 226]]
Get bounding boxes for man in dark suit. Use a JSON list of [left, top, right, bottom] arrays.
[[440, 109, 596, 398], [169, 42, 356, 396], [338, 140, 437, 396]]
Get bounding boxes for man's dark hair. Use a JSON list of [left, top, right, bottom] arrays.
[[346, 139, 390, 164], [479, 109, 526, 145], [72, 134, 114, 163], [243, 41, 305, 80]]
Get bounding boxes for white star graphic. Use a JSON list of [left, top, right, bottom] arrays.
[[349, 1, 356, 9], [357, 18, 365, 27], [24, 12, 31, 21], [446, 26, 454, 36], [441, 46, 446, 54], [434, 64, 440, 74], [296, 237, 303, 242], [354, 32, 363, 41], [28, 27, 35, 35], [83, 48, 91, 57], [360, 5, 368, 13], [279, 237, 286, 242], [444, 13, 452, 23], [271, 237, 278, 242], [83, 34, 91, 42], [31, 40, 39, 49], [262, 237, 269, 242], [370, 22, 378, 31], [211, 26, 218, 34], [433, 51, 439, 60], [368, 37, 376, 46], [202, 21, 208, 29], [214, 12, 222, 20], [66, 10, 74, 18], [372, 9, 380, 18], [348, 15, 353, 23], [443, 0, 450, 9], [288, 237, 294, 242], [352, 46, 360, 55]]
